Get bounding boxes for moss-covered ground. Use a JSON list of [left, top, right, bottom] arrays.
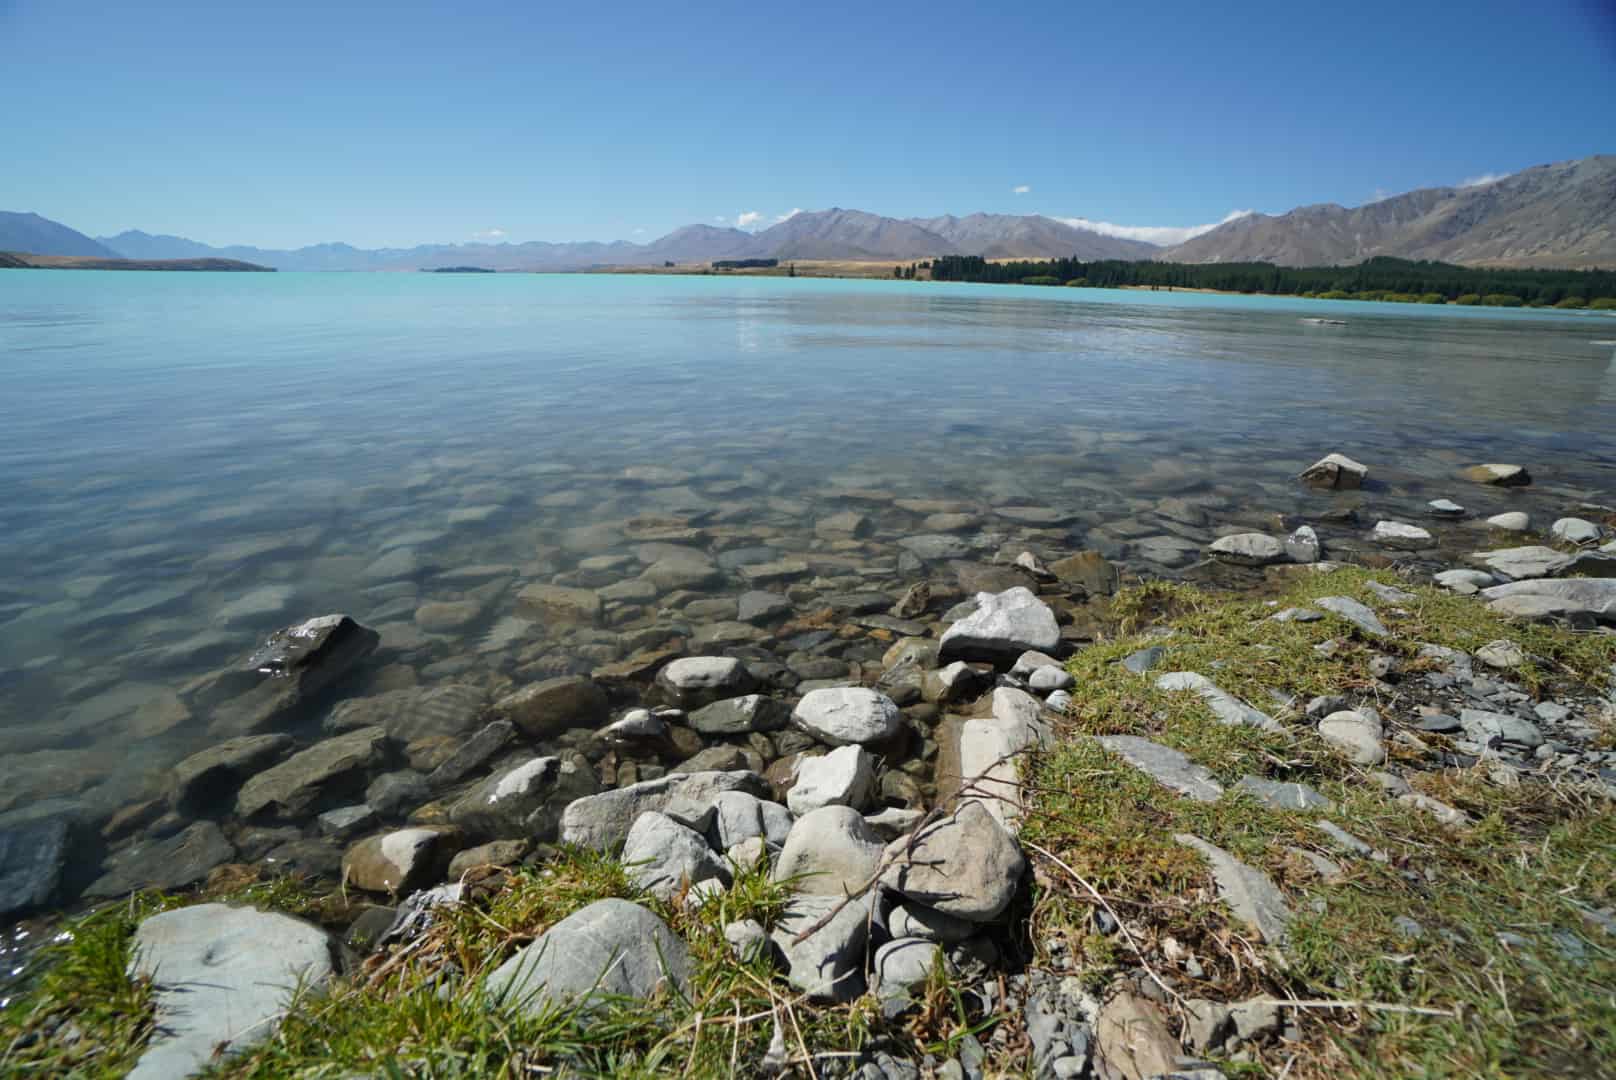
[[1024, 566, 1616, 1079]]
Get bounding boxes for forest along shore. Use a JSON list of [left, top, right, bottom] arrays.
[[2, 453, 1614, 1078]]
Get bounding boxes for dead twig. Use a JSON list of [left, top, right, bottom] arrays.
[[1024, 839, 1185, 1006]]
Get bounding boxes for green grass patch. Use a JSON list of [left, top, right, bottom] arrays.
[[0, 847, 908, 1078]]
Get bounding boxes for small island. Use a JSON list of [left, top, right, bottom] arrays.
[[423, 266, 496, 273], [0, 251, 274, 272]]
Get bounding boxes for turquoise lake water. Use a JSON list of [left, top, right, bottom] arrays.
[[1, 270, 1613, 821]]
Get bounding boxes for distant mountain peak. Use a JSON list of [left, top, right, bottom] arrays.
[[0, 211, 119, 258], [1162, 155, 1616, 269], [15, 156, 1612, 271]]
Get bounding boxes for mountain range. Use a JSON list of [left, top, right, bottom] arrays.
[[3, 155, 1610, 271]]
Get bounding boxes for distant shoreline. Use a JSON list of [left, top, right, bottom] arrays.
[[0, 252, 273, 272]]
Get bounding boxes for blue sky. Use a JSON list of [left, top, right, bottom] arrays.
[[2, 0, 1612, 249]]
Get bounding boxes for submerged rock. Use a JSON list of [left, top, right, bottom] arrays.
[[85, 821, 236, 899], [168, 734, 292, 814], [0, 817, 68, 918], [514, 583, 601, 625], [489, 676, 609, 737], [1048, 551, 1120, 595], [235, 727, 388, 819], [1463, 463, 1531, 486]]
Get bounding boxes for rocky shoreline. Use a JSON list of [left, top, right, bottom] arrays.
[[3, 452, 1615, 1077]]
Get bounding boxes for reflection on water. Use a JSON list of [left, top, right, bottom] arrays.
[[0, 272, 1613, 822]]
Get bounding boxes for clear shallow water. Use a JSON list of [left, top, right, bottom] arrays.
[[1, 270, 1614, 825]]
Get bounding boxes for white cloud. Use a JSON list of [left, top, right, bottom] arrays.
[[472, 227, 506, 241], [1013, 184, 1031, 195], [774, 207, 803, 223], [1055, 209, 1254, 247], [1458, 171, 1510, 188], [713, 215, 727, 223], [736, 210, 763, 229], [632, 227, 646, 235]]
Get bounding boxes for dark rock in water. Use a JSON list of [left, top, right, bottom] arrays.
[[737, 590, 792, 624], [951, 562, 1027, 595], [426, 720, 515, 786], [85, 821, 235, 899], [1049, 551, 1121, 596], [200, 614, 379, 737], [325, 684, 487, 743], [167, 734, 293, 815], [819, 591, 894, 615], [891, 582, 932, 619], [449, 755, 600, 840], [366, 771, 430, 816], [0, 817, 68, 917], [489, 676, 609, 737], [261, 837, 342, 878], [235, 727, 389, 819]]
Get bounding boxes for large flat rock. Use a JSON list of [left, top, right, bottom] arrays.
[[127, 903, 336, 1080]]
